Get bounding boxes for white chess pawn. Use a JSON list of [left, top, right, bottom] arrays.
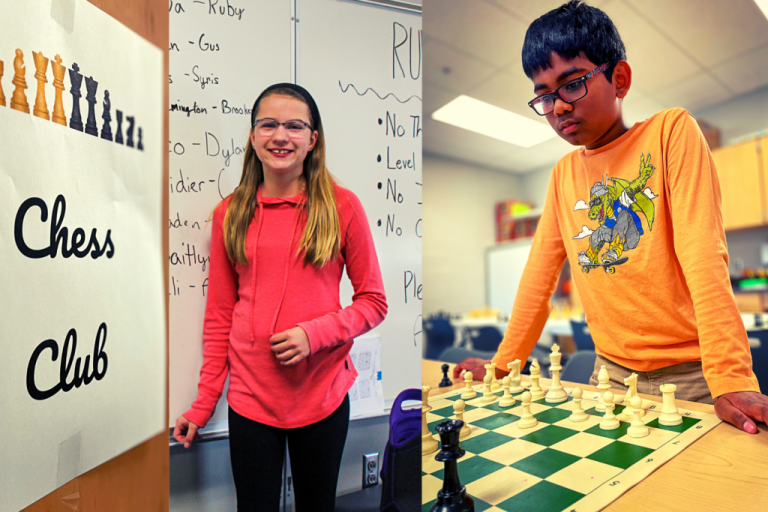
[[480, 373, 496, 403], [569, 387, 588, 422], [595, 365, 611, 412], [454, 399, 471, 439], [507, 359, 525, 393], [659, 383, 683, 426], [517, 391, 538, 429], [490, 362, 500, 390], [627, 396, 649, 438], [461, 371, 477, 400], [421, 386, 438, 455], [499, 376, 516, 407], [599, 391, 620, 430], [529, 359, 545, 400]]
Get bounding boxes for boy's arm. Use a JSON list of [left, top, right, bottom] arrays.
[[492, 168, 568, 375], [667, 110, 767, 432]]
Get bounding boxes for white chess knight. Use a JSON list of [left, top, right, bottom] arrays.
[[595, 365, 611, 412], [529, 359, 545, 400], [569, 387, 588, 422], [490, 362, 501, 390], [545, 343, 568, 403], [507, 359, 525, 393], [659, 383, 683, 426], [618, 372, 644, 421], [421, 386, 438, 455]]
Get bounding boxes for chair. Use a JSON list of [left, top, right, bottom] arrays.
[[438, 347, 497, 364], [746, 330, 768, 390], [560, 350, 597, 385], [570, 320, 595, 351], [467, 326, 503, 352], [424, 313, 455, 360]]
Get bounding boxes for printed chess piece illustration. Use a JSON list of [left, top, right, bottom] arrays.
[[439, 363, 452, 388], [453, 400, 471, 440], [430, 420, 474, 512], [11, 49, 30, 113], [627, 396, 649, 438], [32, 51, 49, 120], [461, 371, 477, 400], [422, 386, 438, 455], [569, 387, 588, 422], [0, 59, 6, 107], [507, 359, 524, 393], [126, 115, 135, 147], [51, 55, 67, 126], [659, 384, 683, 426], [115, 109, 124, 144], [137, 126, 143, 151], [68, 63, 84, 131], [84, 75, 99, 136], [545, 343, 568, 403], [100, 90, 113, 141]]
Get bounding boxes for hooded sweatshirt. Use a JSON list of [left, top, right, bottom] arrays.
[[184, 184, 387, 429]]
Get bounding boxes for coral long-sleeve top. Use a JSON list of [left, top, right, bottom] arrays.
[[184, 185, 387, 429], [493, 108, 759, 398]]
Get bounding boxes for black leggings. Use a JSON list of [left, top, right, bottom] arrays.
[[228, 395, 350, 512]]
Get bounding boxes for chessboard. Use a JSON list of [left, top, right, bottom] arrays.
[[422, 384, 721, 512]]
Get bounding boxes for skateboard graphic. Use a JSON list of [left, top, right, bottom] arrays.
[[579, 256, 628, 274]]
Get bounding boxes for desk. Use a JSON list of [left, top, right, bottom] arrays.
[[422, 359, 768, 512]]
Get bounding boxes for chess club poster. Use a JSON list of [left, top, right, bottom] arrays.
[[0, 1, 165, 511]]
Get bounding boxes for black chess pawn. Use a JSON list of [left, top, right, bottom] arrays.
[[68, 63, 83, 131], [430, 420, 474, 512], [100, 90, 113, 141], [126, 115, 135, 147], [439, 363, 452, 388], [137, 127, 143, 151], [84, 75, 98, 136], [115, 110, 124, 144]]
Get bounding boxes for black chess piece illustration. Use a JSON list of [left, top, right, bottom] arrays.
[[126, 115, 135, 148], [115, 110, 124, 144], [137, 127, 143, 151], [100, 90, 113, 141], [439, 364, 452, 388], [68, 63, 83, 131], [431, 420, 474, 512], [84, 75, 98, 136]]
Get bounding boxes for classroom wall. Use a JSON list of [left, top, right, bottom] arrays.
[[423, 154, 522, 319]]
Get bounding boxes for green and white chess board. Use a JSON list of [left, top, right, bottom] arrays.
[[422, 385, 720, 512]]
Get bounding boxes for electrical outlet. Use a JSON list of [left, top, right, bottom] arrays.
[[363, 452, 379, 488]]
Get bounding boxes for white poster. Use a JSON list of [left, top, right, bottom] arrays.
[[349, 333, 385, 418], [0, 1, 165, 511]]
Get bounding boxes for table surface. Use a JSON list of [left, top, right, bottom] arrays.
[[423, 359, 768, 512]]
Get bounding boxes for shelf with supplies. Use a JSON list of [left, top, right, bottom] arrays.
[[495, 199, 543, 243]]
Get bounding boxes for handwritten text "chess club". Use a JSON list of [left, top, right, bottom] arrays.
[[14, 194, 115, 259]]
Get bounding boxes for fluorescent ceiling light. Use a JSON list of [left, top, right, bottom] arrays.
[[432, 95, 556, 148], [755, 0, 768, 20]]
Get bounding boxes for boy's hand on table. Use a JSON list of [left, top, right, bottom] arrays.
[[714, 391, 768, 434], [452, 358, 490, 380]]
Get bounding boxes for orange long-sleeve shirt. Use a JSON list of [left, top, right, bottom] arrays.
[[493, 108, 759, 398]]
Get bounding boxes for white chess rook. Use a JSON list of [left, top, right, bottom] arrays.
[[659, 383, 683, 426]]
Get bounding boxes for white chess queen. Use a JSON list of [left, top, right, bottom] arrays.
[[172, 83, 388, 512]]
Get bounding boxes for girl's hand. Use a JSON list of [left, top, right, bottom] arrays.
[[270, 326, 311, 365], [173, 415, 202, 448]]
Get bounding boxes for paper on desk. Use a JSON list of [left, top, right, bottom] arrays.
[[349, 333, 385, 418]]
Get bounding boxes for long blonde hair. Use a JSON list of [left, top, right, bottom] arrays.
[[222, 87, 340, 268]]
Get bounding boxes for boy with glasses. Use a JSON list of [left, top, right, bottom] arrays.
[[454, 0, 768, 433]]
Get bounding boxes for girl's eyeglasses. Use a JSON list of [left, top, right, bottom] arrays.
[[253, 118, 312, 137]]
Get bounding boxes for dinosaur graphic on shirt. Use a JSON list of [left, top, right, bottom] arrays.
[[573, 153, 657, 272]]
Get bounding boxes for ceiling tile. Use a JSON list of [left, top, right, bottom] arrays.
[[485, 0, 612, 24], [711, 44, 768, 97], [423, 83, 459, 117], [423, 116, 520, 168], [423, 0, 528, 69], [424, 36, 500, 94], [652, 72, 732, 113], [469, 68, 545, 123], [627, 0, 768, 68]]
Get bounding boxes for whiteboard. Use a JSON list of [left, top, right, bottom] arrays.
[[169, 0, 422, 429], [486, 240, 533, 315]]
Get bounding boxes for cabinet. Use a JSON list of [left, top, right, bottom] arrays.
[[711, 137, 765, 231]]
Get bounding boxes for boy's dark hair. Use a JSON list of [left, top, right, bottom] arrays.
[[522, 0, 626, 82]]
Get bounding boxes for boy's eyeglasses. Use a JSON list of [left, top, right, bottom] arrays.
[[253, 118, 312, 137], [528, 63, 609, 116]]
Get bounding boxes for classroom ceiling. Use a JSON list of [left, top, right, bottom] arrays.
[[423, 0, 768, 174]]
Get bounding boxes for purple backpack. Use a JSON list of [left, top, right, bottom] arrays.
[[379, 388, 421, 512]]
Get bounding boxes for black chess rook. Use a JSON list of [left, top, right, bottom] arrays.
[[100, 90, 113, 141], [68, 63, 83, 131], [84, 75, 99, 137], [115, 110, 124, 144], [431, 420, 474, 512]]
